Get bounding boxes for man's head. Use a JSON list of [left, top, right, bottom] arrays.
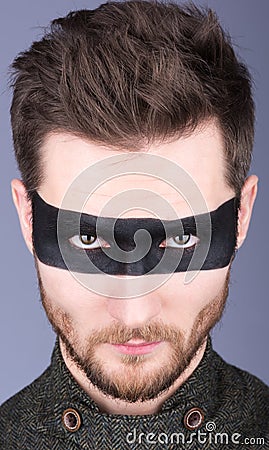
[[10, 1, 257, 404]]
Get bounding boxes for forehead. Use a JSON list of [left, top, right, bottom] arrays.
[[39, 121, 234, 219]]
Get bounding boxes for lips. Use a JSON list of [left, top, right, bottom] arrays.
[[111, 340, 162, 355]]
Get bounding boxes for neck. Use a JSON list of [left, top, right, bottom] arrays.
[[59, 338, 207, 416]]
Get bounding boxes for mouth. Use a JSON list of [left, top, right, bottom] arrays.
[[110, 340, 162, 355]]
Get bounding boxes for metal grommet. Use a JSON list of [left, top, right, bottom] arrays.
[[183, 407, 204, 431], [62, 408, 82, 432]]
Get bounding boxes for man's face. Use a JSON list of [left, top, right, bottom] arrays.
[[32, 121, 235, 402]]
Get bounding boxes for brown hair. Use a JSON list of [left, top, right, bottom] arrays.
[[9, 0, 255, 200]]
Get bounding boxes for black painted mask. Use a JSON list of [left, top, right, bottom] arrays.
[[32, 191, 239, 275]]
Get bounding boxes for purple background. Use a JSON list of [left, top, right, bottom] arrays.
[[1, 0, 268, 405]]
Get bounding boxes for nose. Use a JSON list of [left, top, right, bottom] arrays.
[[106, 293, 161, 328]]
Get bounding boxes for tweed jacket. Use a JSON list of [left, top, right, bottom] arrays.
[[1, 335, 269, 449]]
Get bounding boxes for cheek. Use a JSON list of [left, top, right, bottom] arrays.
[[158, 267, 229, 327], [37, 260, 108, 329], [37, 259, 229, 336]]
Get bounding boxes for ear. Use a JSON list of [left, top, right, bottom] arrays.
[[236, 174, 258, 249], [11, 179, 33, 254]]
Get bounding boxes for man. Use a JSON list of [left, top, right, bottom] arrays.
[[1, 1, 268, 448]]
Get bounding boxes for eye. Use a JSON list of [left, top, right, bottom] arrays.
[[69, 234, 110, 249], [160, 234, 199, 249]]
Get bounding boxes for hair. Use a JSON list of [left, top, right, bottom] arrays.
[[9, 0, 255, 200]]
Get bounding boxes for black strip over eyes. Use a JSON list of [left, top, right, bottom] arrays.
[[31, 191, 239, 275]]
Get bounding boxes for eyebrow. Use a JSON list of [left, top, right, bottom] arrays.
[[33, 190, 238, 234]]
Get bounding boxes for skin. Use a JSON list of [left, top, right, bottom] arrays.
[[11, 120, 258, 415]]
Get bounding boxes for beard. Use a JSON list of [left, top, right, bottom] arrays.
[[34, 254, 230, 403]]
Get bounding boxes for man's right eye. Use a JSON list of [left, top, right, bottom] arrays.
[[69, 234, 110, 249]]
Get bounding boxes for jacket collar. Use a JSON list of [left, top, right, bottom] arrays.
[[36, 333, 220, 439]]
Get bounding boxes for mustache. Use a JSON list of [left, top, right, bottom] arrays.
[[87, 321, 184, 345]]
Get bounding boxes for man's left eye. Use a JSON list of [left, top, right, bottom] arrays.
[[159, 234, 199, 249]]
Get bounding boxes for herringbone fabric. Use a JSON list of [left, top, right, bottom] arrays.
[[1, 335, 269, 449]]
